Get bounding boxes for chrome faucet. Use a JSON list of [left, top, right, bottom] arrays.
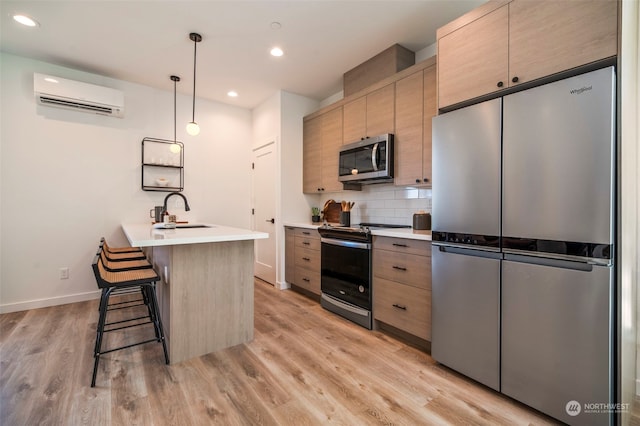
[[162, 192, 191, 214]]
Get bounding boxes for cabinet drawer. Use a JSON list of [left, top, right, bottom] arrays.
[[295, 247, 320, 272], [374, 277, 431, 341], [294, 228, 319, 239], [294, 266, 321, 295], [374, 236, 431, 257], [373, 249, 431, 290], [295, 236, 321, 251]]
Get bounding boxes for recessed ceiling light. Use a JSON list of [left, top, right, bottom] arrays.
[[13, 14, 39, 27], [270, 47, 284, 57], [44, 77, 59, 83], [270, 22, 282, 30], [227, 91, 238, 98]]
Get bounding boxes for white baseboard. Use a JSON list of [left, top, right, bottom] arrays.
[[0, 290, 101, 314], [275, 279, 291, 290]]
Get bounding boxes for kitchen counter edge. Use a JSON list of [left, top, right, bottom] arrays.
[[283, 222, 432, 241], [122, 223, 269, 247]]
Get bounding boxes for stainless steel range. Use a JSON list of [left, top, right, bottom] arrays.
[[318, 223, 411, 329]]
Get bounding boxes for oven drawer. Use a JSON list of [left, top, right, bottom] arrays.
[[374, 277, 431, 340], [374, 236, 431, 257], [295, 235, 321, 251], [295, 247, 320, 272], [294, 266, 320, 295], [373, 249, 431, 290]]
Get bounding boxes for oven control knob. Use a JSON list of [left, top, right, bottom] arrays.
[[359, 285, 365, 293]]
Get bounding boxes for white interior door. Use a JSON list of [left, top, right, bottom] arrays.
[[252, 142, 277, 285]]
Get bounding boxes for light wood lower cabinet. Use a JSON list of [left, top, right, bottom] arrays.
[[285, 227, 321, 296], [373, 236, 432, 341], [285, 227, 295, 283]]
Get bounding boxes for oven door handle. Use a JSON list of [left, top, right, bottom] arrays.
[[321, 237, 371, 250]]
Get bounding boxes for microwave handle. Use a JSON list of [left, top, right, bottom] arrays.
[[371, 143, 379, 171]]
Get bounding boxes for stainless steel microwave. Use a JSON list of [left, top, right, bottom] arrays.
[[339, 134, 394, 183]]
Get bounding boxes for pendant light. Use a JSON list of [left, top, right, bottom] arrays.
[[170, 75, 182, 153], [186, 32, 202, 136]]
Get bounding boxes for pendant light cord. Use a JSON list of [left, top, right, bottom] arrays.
[[170, 75, 180, 141], [191, 37, 197, 122]]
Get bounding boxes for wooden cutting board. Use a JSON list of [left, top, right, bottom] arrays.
[[322, 200, 342, 223]]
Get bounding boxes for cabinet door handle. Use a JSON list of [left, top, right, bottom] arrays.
[[302, 257, 311, 261], [392, 304, 407, 310], [302, 241, 310, 245], [392, 243, 408, 248], [512, 76, 519, 83], [497, 81, 504, 88], [302, 278, 310, 282], [392, 266, 407, 271], [415, 178, 421, 183], [423, 178, 429, 183], [302, 231, 310, 235]]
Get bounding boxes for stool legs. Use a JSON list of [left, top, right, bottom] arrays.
[[91, 282, 169, 387]]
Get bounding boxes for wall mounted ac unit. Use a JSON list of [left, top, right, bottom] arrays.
[[33, 73, 124, 118]]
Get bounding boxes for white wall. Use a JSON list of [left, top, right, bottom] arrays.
[[620, 0, 640, 416], [252, 90, 319, 290], [0, 53, 253, 313]]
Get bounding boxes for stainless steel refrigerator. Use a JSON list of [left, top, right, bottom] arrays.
[[431, 66, 615, 426]]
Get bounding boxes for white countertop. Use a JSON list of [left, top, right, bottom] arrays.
[[283, 222, 432, 241], [122, 223, 269, 247]]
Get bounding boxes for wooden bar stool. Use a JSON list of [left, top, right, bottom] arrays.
[[100, 237, 142, 253], [90, 253, 169, 387], [100, 238, 147, 262]]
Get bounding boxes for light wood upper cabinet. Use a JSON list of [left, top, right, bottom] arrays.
[[438, 4, 509, 109], [366, 84, 395, 137], [394, 70, 424, 186], [437, 0, 618, 110], [394, 65, 437, 186], [342, 97, 366, 144], [303, 116, 323, 193], [422, 65, 437, 184], [342, 84, 395, 144], [303, 106, 343, 194], [320, 107, 344, 193], [508, 0, 618, 86]]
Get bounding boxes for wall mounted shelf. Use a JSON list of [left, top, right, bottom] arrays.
[[141, 137, 184, 192]]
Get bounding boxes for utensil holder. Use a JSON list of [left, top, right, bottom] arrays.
[[340, 211, 351, 227]]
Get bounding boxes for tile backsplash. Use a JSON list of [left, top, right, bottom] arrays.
[[319, 183, 431, 226]]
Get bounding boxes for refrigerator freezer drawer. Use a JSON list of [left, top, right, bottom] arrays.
[[431, 246, 501, 391], [501, 259, 613, 426]]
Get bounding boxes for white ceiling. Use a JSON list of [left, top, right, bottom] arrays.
[[0, 1, 485, 109]]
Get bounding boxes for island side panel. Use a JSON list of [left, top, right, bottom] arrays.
[[169, 240, 255, 364]]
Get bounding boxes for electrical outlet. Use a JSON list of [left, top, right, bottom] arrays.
[[59, 267, 69, 280]]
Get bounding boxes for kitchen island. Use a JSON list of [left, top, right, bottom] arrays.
[[122, 223, 268, 364]]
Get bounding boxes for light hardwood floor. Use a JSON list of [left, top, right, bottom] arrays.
[[0, 279, 581, 425]]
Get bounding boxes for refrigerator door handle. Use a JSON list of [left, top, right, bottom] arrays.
[[437, 245, 503, 260], [504, 253, 594, 272], [502, 248, 611, 267]]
